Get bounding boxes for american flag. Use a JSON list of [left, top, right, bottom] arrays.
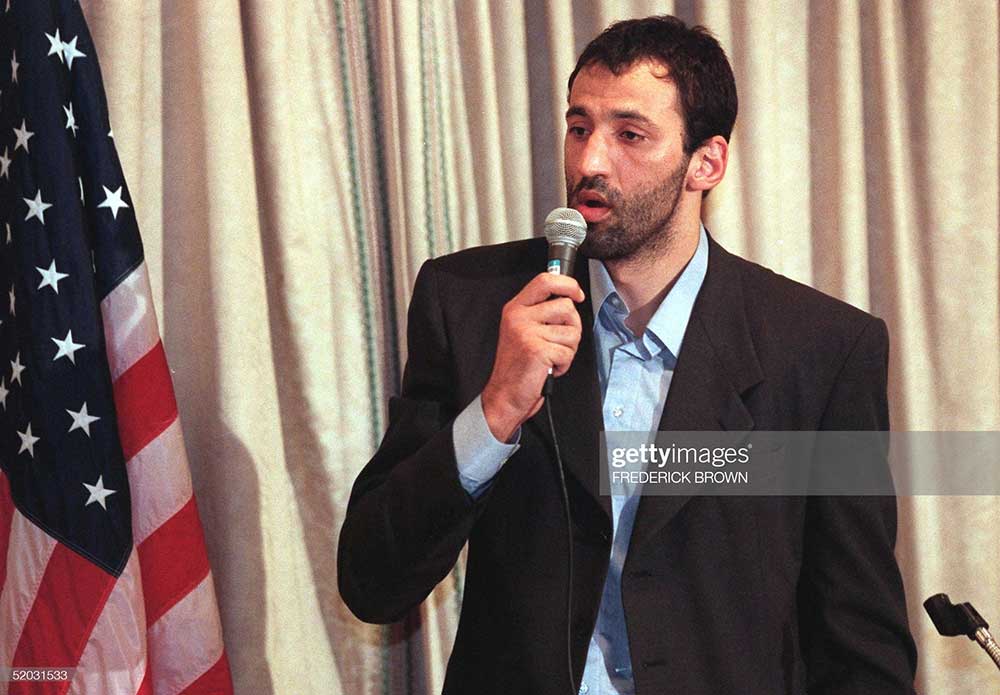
[[0, 1, 232, 693]]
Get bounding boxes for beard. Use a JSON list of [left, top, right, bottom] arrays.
[[568, 155, 690, 262]]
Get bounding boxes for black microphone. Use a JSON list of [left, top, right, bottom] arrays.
[[924, 593, 1000, 672], [540, 207, 586, 695], [543, 208, 586, 397]]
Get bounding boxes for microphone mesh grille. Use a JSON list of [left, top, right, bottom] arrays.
[[544, 207, 587, 247]]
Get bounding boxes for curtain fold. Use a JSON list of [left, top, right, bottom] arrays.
[[79, 1, 999, 692]]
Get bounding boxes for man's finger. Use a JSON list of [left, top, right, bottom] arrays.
[[511, 272, 585, 306], [548, 344, 578, 377], [537, 323, 582, 349], [529, 297, 584, 326]]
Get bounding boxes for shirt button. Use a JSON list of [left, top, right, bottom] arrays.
[[579, 685, 589, 694], [612, 406, 623, 418]]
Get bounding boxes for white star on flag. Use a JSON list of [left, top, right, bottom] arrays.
[[46, 29, 64, 62], [63, 103, 78, 137], [10, 352, 24, 385], [97, 185, 129, 219], [62, 35, 86, 69], [8, 285, 14, 316], [17, 423, 39, 457], [10, 50, 18, 83], [5, 223, 10, 243], [83, 476, 116, 510], [0, 379, 8, 410], [13, 119, 34, 153], [23, 189, 53, 224], [52, 330, 85, 364], [67, 402, 101, 436], [0, 147, 10, 178], [36, 260, 70, 293]]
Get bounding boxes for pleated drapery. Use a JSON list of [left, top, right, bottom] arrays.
[[79, 1, 999, 693]]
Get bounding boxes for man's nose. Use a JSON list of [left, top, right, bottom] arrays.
[[578, 133, 612, 179]]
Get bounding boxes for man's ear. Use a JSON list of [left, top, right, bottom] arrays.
[[687, 135, 729, 193]]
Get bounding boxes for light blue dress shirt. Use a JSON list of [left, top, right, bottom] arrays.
[[454, 227, 709, 694]]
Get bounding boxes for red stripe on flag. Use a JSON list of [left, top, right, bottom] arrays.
[[9, 544, 116, 695], [178, 653, 233, 695], [8, 675, 69, 695], [137, 497, 211, 626], [0, 474, 12, 589], [112, 341, 178, 461], [135, 663, 153, 695]]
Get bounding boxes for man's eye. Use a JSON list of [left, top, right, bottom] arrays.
[[568, 126, 588, 137], [620, 130, 643, 141]]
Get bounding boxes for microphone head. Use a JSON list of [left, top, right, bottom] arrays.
[[544, 207, 587, 248]]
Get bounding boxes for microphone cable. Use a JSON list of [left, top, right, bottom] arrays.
[[544, 390, 576, 695]]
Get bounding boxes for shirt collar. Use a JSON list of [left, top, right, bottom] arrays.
[[588, 224, 709, 358]]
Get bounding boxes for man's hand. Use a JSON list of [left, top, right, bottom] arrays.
[[481, 272, 585, 443]]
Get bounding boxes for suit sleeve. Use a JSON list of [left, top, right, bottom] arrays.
[[799, 317, 918, 694], [337, 259, 487, 624]]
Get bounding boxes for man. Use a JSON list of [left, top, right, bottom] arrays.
[[338, 16, 917, 695]]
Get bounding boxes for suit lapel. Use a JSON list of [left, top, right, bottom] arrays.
[[628, 235, 765, 553]]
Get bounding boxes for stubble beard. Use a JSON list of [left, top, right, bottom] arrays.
[[569, 155, 690, 264]]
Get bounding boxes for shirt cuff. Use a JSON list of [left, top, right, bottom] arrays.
[[453, 394, 521, 499]]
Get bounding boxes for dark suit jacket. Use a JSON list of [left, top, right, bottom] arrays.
[[338, 234, 917, 694]]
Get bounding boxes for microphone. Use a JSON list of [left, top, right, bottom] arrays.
[[544, 207, 587, 277], [924, 593, 1000, 672], [542, 208, 586, 397], [541, 207, 586, 695]]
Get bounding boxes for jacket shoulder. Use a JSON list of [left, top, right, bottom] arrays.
[[721, 244, 882, 336], [423, 237, 547, 280], [706, 241, 887, 385]]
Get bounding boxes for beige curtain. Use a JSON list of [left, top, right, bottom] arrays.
[[79, 0, 999, 693]]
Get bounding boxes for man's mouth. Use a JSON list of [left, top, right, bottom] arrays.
[[574, 191, 612, 223], [573, 194, 611, 222]]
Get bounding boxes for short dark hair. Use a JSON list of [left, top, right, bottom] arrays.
[[567, 15, 738, 155]]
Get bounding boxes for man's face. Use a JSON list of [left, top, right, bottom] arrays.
[[564, 61, 692, 261]]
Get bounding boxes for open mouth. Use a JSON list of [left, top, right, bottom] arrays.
[[574, 191, 612, 222]]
